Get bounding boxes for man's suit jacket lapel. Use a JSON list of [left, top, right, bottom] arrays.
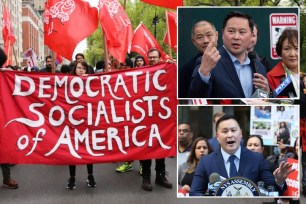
[[215, 150, 229, 178], [219, 47, 245, 97], [237, 146, 248, 176]]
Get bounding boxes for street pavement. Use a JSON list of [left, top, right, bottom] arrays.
[[0, 157, 304, 204]]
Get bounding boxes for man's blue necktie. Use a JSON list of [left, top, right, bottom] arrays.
[[229, 155, 238, 177]]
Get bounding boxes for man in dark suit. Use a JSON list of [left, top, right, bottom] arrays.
[[190, 115, 294, 196], [179, 20, 218, 98], [188, 11, 270, 98]]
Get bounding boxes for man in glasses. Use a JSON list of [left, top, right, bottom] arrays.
[[139, 48, 173, 191]]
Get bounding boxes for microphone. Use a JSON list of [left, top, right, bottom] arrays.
[[257, 181, 269, 196], [248, 51, 269, 98], [273, 76, 297, 98], [267, 185, 279, 196], [207, 173, 222, 196], [248, 51, 258, 74]]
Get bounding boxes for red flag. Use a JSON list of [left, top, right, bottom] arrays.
[[129, 23, 168, 64], [98, 0, 134, 63], [2, 4, 16, 66], [164, 11, 177, 52], [44, 0, 98, 60], [56, 53, 63, 65], [140, 0, 183, 10]]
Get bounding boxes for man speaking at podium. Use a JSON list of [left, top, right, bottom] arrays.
[[189, 115, 294, 196]]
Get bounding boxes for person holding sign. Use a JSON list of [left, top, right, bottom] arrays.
[[267, 28, 298, 98], [66, 61, 96, 190], [190, 115, 294, 196]]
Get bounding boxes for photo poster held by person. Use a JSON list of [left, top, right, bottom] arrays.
[[250, 106, 299, 146], [0, 63, 177, 164]]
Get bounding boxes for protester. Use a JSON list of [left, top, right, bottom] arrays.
[[140, 48, 172, 191], [178, 123, 193, 166], [179, 20, 218, 98], [190, 115, 294, 196], [134, 55, 146, 68], [178, 137, 213, 194], [75, 53, 94, 73], [188, 11, 269, 98], [95, 60, 105, 73], [60, 64, 71, 74], [67, 61, 96, 190], [40, 56, 52, 72], [75, 53, 85, 62], [115, 56, 144, 174], [0, 47, 18, 189], [267, 28, 298, 98]]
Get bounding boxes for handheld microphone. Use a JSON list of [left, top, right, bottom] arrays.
[[248, 51, 258, 74], [207, 173, 222, 196], [248, 51, 269, 98], [273, 77, 297, 98]]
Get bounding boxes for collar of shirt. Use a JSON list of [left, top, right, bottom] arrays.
[[221, 146, 241, 161], [223, 46, 253, 97], [223, 45, 251, 65], [221, 146, 241, 177]]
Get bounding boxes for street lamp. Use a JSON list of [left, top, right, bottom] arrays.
[[152, 11, 159, 38]]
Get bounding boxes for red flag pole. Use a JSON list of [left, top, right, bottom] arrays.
[[7, 40, 11, 65], [165, 10, 173, 59], [123, 0, 126, 10], [12, 45, 17, 66], [102, 28, 110, 72]]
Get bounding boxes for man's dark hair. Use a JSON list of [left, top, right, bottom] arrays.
[[223, 11, 254, 32], [45, 55, 52, 62], [60, 64, 71, 73], [75, 53, 85, 60], [178, 122, 192, 132], [248, 135, 264, 147], [215, 115, 239, 132]]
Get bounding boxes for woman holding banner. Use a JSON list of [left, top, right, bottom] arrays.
[[67, 61, 96, 190]]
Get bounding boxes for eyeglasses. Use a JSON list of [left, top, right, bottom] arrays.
[[178, 129, 190, 133], [148, 56, 159, 59]]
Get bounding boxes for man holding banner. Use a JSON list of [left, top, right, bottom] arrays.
[[140, 48, 173, 191], [0, 47, 18, 189], [190, 115, 295, 196]]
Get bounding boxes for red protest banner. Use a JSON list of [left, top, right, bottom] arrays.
[[283, 158, 299, 196], [0, 63, 177, 165]]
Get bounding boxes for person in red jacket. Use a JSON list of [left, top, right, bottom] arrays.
[[267, 28, 298, 98]]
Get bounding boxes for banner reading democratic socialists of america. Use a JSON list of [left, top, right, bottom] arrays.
[[0, 63, 177, 164]]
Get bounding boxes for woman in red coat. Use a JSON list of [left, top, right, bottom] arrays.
[[267, 28, 298, 98]]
